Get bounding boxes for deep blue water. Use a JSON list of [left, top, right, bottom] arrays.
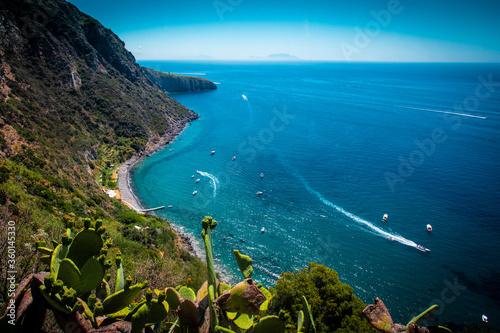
[[132, 61, 500, 327]]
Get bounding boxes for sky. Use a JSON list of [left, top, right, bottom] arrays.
[[67, 0, 500, 62]]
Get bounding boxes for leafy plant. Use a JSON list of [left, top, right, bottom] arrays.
[[270, 262, 378, 333]]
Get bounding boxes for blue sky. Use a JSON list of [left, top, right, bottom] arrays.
[[68, 0, 500, 62]]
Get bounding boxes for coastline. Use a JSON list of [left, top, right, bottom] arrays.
[[117, 111, 206, 258], [116, 111, 234, 283], [117, 112, 198, 212]]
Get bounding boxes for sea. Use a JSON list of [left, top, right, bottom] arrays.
[[131, 61, 500, 327]]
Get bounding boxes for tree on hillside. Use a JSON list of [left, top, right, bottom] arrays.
[[271, 262, 378, 333]]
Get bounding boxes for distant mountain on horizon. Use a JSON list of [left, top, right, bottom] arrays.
[[248, 53, 300, 61], [267, 53, 300, 60]]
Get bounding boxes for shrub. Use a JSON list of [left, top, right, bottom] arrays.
[[117, 210, 144, 225], [0, 166, 10, 183], [271, 262, 377, 333]]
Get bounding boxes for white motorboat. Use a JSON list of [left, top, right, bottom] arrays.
[[416, 245, 431, 252], [427, 224, 433, 232], [382, 214, 388, 222]]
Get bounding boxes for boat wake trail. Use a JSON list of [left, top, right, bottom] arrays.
[[398, 105, 487, 119], [196, 171, 220, 197], [289, 168, 426, 251], [242, 94, 254, 126]]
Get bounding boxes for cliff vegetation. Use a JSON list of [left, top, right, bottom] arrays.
[[0, 0, 208, 327]]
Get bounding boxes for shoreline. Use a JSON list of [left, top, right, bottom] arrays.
[[116, 111, 234, 283], [117, 112, 198, 212], [116, 112, 208, 261]]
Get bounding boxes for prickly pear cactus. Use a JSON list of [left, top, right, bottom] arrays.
[[29, 219, 157, 332]]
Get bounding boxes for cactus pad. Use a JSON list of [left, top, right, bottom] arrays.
[[66, 229, 103, 269], [233, 250, 253, 279], [178, 286, 196, 301], [146, 300, 169, 325], [297, 310, 304, 332], [50, 244, 69, 276], [302, 296, 317, 333], [406, 305, 439, 327], [74, 256, 105, 295], [252, 315, 285, 333], [233, 313, 254, 330], [131, 302, 150, 333], [102, 282, 147, 315], [57, 258, 81, 288], [165, 287, 181, 310]]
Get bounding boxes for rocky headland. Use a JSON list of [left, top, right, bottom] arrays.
[[143, 67, 217, 93]]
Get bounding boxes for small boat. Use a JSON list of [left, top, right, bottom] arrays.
[[257, 191, 263, 195], [210, 151, 215, 155], [191, 175, 194, 178], [192, 191, 197, 195], [427, 224, 433, 232], [196, 179, 200, 183], [232, 156, 236, 161], [168, 205, 173, 208], [382, 214, 388, 222], [482, 315, 488, 323], [260, 173, 264, 178], [416, 245, 431, 252], [261, 227, 265, 233]]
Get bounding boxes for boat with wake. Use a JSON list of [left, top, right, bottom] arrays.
[[416, 245, 431, 252]]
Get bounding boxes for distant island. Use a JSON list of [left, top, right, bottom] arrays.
[[267, 53, 300, 60], [249, 53, 300, 61]]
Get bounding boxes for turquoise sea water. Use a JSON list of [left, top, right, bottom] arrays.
[[132, 61, 500, 327]]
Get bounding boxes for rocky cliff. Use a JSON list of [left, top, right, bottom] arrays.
[[0, 0, 208, 319], [0, 0, 204, 158], [143, 67, 217, 93]]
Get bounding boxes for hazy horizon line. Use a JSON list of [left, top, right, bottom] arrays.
[[136, 58, 500, 64]]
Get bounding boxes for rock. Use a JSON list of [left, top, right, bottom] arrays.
[[363, 298, 430, 333]]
